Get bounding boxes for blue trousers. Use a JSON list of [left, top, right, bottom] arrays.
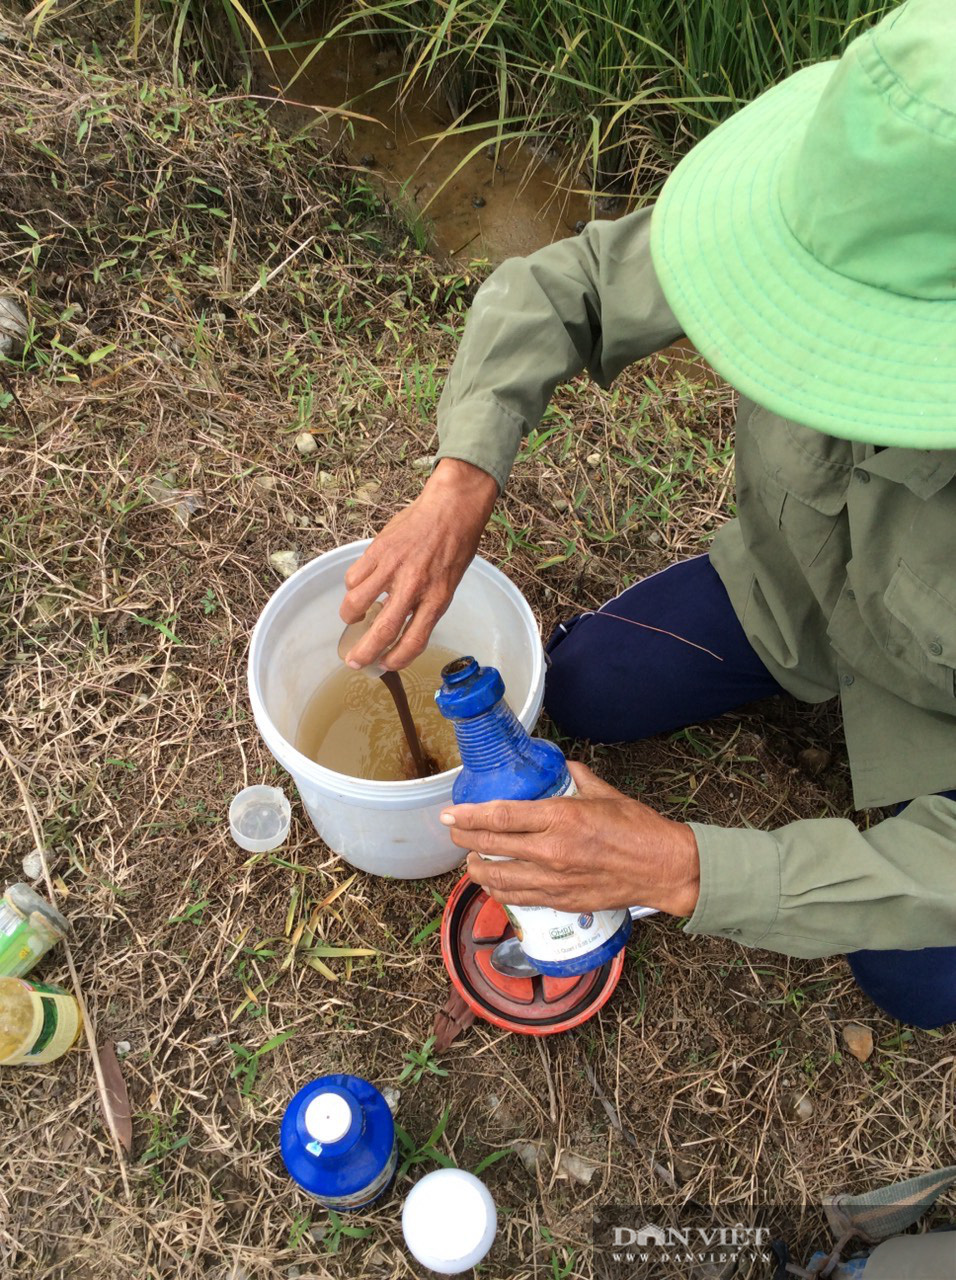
[[543, 554, 956, 1029]]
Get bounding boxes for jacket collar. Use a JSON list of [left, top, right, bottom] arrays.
[[858, 447, 956, 499]]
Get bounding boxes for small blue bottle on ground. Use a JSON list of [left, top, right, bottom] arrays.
[[436, 656, 631, 977], [280, 1073, 396, 1209]]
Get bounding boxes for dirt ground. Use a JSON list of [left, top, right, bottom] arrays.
[[2, 10, 954, 1280]]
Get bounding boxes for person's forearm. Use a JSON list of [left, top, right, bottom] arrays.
[[686, 794, 956, 958], [435, 209, 683, 490]]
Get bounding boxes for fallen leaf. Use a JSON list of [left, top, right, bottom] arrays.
[[98, 1041, 133, 1154], [842, 1022, 874, 1062]]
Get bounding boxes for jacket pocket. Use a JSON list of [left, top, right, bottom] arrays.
[[883, 560, 956, 697], [753, 413, 851, 568]]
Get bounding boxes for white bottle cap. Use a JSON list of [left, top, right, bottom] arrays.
[[402, 1168, 497, 1274], [304, 1092, 353, 1145], [228, 785, 291, 853]]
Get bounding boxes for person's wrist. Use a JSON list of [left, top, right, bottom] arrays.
[[659, 821, 700, 917], [428, 457, 499, 506]]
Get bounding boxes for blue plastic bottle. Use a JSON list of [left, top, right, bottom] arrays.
[[280, 1073, 396, 1209], [435, 656, 631, 977]]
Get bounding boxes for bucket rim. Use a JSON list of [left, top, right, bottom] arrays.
[[247, 540, 545, 802]]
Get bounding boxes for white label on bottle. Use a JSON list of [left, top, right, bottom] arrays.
[[309, 1139, 397, 1210], [482, 774, 630, 967]]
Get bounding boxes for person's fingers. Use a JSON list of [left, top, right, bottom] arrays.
[[566, 759, 617, 797], [465, 850, 565, 899], [343, 545, 380, 593], [340, 579, 386, 628], [346, 593, 414, 667], [447, 826, 557, 861], [380, 598, 449, 670], [440, 798, 556, 834]]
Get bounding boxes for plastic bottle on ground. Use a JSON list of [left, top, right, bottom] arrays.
[[280, 1073, 397, 1209], [0, 977, 82, 1065]]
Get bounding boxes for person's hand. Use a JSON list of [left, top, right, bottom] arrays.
[[340, 458, 498, 670], [440, 761, 700, 916]]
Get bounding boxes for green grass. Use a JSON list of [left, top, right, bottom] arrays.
[[38, 1, 891, 198], [277, 0, 894, 193]]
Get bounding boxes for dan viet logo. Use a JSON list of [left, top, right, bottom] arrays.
[[593, 1208, 778, 1275]]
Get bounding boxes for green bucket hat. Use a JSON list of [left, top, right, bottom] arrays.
[[650, 0, 956, 448]]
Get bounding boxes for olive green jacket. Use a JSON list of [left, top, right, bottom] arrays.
[[435, 209, 956, 959]]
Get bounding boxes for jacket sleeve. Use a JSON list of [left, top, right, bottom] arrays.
[[435, 208, 684, 491], [686, 794, 956, 957]]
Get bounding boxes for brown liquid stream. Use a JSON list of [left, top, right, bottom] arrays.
[[296, 644, 460, 781], [379, 669, 434, 778]]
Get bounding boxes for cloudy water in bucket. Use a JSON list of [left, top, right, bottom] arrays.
[[296, 643, 461, 781]]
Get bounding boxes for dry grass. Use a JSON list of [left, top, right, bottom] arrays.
[[2, 10, 954, 1280]]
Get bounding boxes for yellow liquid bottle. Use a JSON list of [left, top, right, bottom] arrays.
[[0, 977, 82, 1065]]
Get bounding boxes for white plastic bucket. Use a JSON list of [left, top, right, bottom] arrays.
[[248, 541, 545, 879]]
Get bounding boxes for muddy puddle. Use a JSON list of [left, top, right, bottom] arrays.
[[268, 17, 610, 263], [266, 13, 707, 376]]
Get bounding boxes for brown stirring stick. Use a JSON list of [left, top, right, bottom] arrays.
[[337, 603, 436, 779]]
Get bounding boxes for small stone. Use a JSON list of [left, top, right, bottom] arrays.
[[0, 296, 28, 357], [317, 470, 335, 489], [115, 1040, 131, 1058], [586, 452, 602, 467], [295, 432, 318, 457], [841, 1022, 874, 1063], [552, 497, 570, 512], [472, 195, 486, 209], [411, 455, 435, 472], [253, 474, 277, 494], [309, 1225, 327, 1244], [22, 849, 44, 880], [382, 1086, 401, 1114], [648, 530, 662, 545], [359, 154, 376, 168], [384, 140, 395, 151], [286, 1267, 301, 1279], [790, 1093, 814, 1122], [354, 480, 381, 503], [268, 550, 300, 579], [514, 1140, 542, 1175], [158, 670, 181, 692], [798, 746, 832, 776], [556, 1151, 598, 1186], [673, 1157, 698, 1183], [55, 274, 66, 287]]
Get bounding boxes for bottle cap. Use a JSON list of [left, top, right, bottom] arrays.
[[402, 1168, 497, 1274], [4, 883, 69, 937], [304, 1091, 353, 1145], [228, 785, 291, 852], [435, 656, 505, 720]]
